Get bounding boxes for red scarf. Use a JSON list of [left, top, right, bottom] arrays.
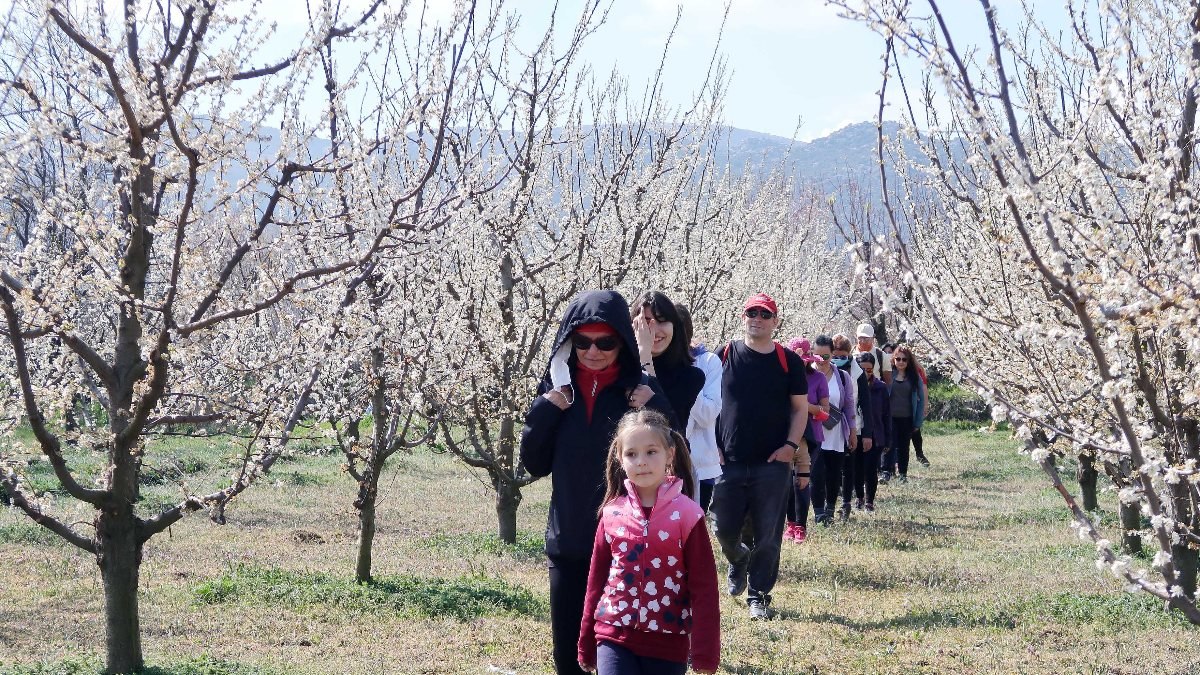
[[577, 362, 620, 423]]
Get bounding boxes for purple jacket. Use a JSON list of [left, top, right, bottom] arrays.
[[864, 375, 891, 449], [806, 369, 829, 445]]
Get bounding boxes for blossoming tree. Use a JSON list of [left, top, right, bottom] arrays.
[[836, 0, 1200, 620], [0, 0, 479, 670]]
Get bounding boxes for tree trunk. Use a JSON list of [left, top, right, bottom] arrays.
[[1077, 452, 1098, 512], [494, 413, 522, 545], [1173, 542, 1198, 598], [496, 478, 521, 545], [1119, 500, 1143, 556], [355, 457, 382, 584], [97, 506, 143, 674], [1113, 502, 1142, 554]]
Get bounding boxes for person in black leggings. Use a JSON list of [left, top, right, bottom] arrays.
[[854, 352, 890, 510], [888, 345, 926, 482]]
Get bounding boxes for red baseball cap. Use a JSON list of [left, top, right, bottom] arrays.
[[575, 321, 616, 335], [744, 293, 778, 314]]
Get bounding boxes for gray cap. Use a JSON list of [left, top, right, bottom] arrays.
[[856, 323, 875, 339]]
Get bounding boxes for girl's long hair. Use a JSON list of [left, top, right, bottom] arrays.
[[893, 344, 922, 380], [600, 409, 697, 511], [631, 291, 694, 367]]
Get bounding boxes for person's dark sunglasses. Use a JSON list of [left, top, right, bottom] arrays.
[[744, 308, 775, 319], [572, 335, 620, 352]]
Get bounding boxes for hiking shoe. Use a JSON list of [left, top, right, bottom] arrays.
[[785, 522, 806, 544], [879, 471, 892, 484], [727, 559, 749, 596], [917, 453, 931, 467], [855, 498, 865, 511], [747, 596, 774, 620], [898, 474, 908, 484], [865, 502, 875, 512]]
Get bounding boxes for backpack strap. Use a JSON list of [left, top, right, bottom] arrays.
[[773, 342, 789, 374], [721, 340, 789, 374]]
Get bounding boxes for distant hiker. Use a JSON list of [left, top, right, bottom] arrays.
[[784, 337, 829, 544], [833, 333, 873, 519], [854, 322, 892, 384], [810, 335, 857, 524], [887, 345, 927, 483], [520, 290, 679, 675], [577, 409, 719, 675], [855, 351, 891, 511], [711, 293, 809, 620], [675, 303, 723, 512], [911, 358, 931, 468]]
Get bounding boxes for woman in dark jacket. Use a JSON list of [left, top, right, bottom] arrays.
[[855, 351, 891, 511], [630, 291, 705, 430], [519, 289, 679, 675]]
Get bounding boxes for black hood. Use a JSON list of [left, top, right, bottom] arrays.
[[543, 290, 642, 386]]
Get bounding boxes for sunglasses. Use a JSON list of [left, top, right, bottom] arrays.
[[744, 308, 775, 319], [893, 356, 909, 362], [572, 335, 620, 352]]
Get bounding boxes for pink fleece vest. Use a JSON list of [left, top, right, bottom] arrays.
[[594, 477, 705, 635]]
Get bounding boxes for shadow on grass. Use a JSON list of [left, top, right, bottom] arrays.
[[775, 590, 1189, 632], [0, 654, 280, 675], [719, 665, 815, 675], [782, 606, 1021, 631]]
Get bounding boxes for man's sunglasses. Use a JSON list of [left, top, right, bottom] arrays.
[[744, 308, 775, 319], [572, 335, 620, 352]]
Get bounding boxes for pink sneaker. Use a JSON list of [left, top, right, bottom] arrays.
[[785, 522, 807, 543]]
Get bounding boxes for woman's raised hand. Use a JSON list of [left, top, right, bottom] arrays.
[[632, 313, 653, 362], [543, 385, 573, 410]]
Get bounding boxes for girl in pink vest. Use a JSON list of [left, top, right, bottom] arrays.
[[578, 409, 719, 674]]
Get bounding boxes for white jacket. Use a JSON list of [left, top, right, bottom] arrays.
[[686, 349, 724, 481]]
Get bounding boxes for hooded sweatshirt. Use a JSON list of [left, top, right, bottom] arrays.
[[519, 290, 680, 560]]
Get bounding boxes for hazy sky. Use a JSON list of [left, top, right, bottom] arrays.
[[492, 0, 1057, 141], [571, 0, 888, 141], [29, 0, 1057, 142], [240, 0, 1048, 141]]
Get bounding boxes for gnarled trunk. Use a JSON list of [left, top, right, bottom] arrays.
[[97, 505, 143, 674], [355, 468, 381, 583], [496, 477, 522, 544], [1119, 500, 1143, 556]]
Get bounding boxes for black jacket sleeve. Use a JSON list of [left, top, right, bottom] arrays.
[[643, 375, 682, 431], [857, 373, 874, 440], [519, 378, 565, 478]]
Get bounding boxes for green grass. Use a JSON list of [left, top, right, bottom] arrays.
[[926, 380, 990, 422], [193, 564, 546, 621], [0, 522, 67, 546], [412, 530, 546, 560]]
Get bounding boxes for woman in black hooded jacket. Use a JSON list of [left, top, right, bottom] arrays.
[[520, 289, 679, 675]]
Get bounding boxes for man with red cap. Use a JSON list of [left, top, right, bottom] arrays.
[[711, 293, 810, 620]]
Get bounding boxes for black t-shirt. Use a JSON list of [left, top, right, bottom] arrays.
[[716, 341, 808, 464]]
